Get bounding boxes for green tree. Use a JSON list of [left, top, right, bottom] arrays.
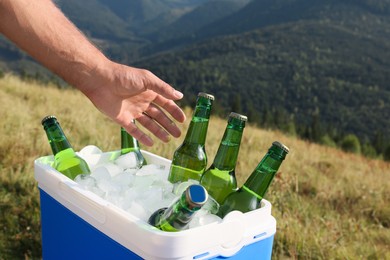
[[340, 134, 361, 154], [320, 134, 337, 148], [284, 121, 297, 137], [384, 146, 390, 162], [310, 113, 322, 142], [361, 141, 377, 159], [231, 94, 242, 114]]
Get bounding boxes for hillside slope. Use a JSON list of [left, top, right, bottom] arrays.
[[150, 0, 251, 41], [0, 74, 389, 259], [196, 0, 390, 39], [137, 20, 390, 148], [1, 0, 390, 154]]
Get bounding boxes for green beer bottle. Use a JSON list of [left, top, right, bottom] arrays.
[[168, 92, 214, 183], [41, 115, 90, 180], [148, 184, 208, 232], [121, 124, 147, 167], [200, 112, 247, 204], [218, 141, 289, 218]]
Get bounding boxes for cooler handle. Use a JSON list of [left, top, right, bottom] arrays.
[[58, 180, 107, 224]]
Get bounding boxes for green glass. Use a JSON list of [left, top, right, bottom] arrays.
[[121, 125, 147, 168], [41, 115, 90, 180], [168, 92, 214, 183], [218, 141, 289, 218], [200, 112, 247, 204], [148, 184, 208, 232]]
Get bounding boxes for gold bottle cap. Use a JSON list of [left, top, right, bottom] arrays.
[[272, 141, 290, 154], [229, 112, 248, 122], [198, 92, 215, 101], [41, 115, 57, 125]]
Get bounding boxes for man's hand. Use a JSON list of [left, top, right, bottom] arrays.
[[0, 0, 186, 146], [85, 62, 186, 146]]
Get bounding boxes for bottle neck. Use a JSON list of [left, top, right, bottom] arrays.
[[212, 125, 244, 170], [121, 128, 140, 153], [44, 122, 73, 156], [157, 191, 200, 231], [183, 103, 211, 145], [243, 153, 283, 199]]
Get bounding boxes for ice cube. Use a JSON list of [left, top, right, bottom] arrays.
[[172, 179, 199, 196], [136, 164, 165, 176], [97, 178, 122, 195], [111, 172, 135, 188], [138, 187, 164, 214], [74, 174, 97, 189], [91, 165, 111, 181], [115, 152, 139, 170], [88, 186, 106, 198], [77, 146, 105, 169], [103, 163, 123, 177], [121, 188, 139, 208], [92, 163, 122, 180], [159, 179, 175, 194], [79, 145, 103, 155], [133, 175, 156, 188], [105, 190, 123, 205], [203, 196, 220, 215], [127, 201, 150, 221], [74, 174, 106, 198], [123, 168, 138, 175], [160, 191, 178, 209], [151, 167, 170, 184], [189, 212, 222, 229]]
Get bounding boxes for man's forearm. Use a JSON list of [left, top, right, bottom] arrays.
[[0, 0, 109, 93]]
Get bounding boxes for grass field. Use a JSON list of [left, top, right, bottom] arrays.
[[0, 74, 389, 259]]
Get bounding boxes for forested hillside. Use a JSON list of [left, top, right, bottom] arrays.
[[1, 0, 390, 159], [193, 0, 390, 39], [150, 0, 251, 41], [134, 0, 390, 158]]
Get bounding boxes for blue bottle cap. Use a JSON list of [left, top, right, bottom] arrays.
[[186, 184, 208, 209]]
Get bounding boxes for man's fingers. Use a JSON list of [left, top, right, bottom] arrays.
[[136, 113, 171, 143], [142, 70, 183, 101], [144, 104, 182, 138], [153, 95, 186, 123], [122, 120, 154, 147]]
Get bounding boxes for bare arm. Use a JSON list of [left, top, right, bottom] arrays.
[[0, 0, 186, 146]]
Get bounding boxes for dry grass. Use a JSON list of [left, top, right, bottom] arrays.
[[0, 74, 389, 259]]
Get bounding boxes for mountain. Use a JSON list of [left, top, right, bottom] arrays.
[[0, 0, 212, 71], [142, 0, 390, 55], [55, 0, 135, 41], [134, 0, 390, 149], [1, 0, 390, 155], [150, 0, 252, 41], [196, 0, 390, 39]]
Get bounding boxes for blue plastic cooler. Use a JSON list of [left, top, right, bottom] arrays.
[[35, 151, 276, 260]]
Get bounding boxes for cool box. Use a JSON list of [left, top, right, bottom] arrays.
[[34, 151, 276, 260]]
